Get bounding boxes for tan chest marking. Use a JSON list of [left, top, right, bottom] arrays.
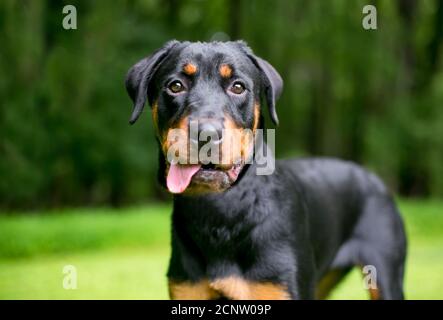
[[169, 277, 290, 300]]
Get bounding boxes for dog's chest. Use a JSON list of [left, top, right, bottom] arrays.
[[191, 215, 255, 255]]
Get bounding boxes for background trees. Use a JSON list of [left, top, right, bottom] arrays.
[[1, 0, 443, 209]]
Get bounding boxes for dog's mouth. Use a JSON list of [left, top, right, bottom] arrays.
[[166, 161, 244, 194]]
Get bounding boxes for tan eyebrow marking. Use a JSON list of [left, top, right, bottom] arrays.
[[183, 63, 198, 75], [219, 64, 233, 78]]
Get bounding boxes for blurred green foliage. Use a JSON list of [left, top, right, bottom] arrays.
[[1, 0, 443, 209], [0, 199, 442, 299], [0, 204, 170, 258]]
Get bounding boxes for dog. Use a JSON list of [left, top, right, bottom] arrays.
[[125, 40, 407, 300]]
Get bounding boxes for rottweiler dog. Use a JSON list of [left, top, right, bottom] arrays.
[[125, 40, 407, 300]]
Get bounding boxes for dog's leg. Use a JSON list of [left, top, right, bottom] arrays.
[[315, 267, 352, 299], [358, 196, 406, 300], [331, 196, 406, 300], [357, 248, 406, 300]]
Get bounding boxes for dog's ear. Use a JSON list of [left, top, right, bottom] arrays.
[[125, 40, 179, 124], [237, 42, 283, 125], [249, 56, 283, 126]]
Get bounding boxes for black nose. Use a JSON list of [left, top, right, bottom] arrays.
[[190, 121, 224, 146]]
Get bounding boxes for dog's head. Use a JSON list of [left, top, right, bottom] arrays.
[[126, 41, 283, 195]]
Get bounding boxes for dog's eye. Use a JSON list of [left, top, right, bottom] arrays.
[[229, 82, 245, 95], [168, 80, 185, 93]]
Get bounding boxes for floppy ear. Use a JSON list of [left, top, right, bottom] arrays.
[[238, 43, 283, 125], [249, 55, 283, 125], [125, 40, 179, 124]]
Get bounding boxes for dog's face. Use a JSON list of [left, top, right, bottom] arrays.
[[126, 41, 282, 195]]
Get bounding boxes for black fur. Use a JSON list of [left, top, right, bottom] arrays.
[[126, 41, 407, 299]]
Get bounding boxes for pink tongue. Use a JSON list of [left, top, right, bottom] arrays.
[[166, 164, 201, 194]]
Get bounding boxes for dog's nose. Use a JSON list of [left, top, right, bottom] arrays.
[[190, 122, 224, 146], [199, 122, 224, 144]]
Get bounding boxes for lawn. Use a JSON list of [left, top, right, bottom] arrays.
[[0, 200, 442, 299]]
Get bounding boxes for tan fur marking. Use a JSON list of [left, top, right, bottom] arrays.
[[183, 63, 197, 75], [169, 277, 290, 300], [152, 101, 159, 135], [221, 113, 258, 168], [169, 280, 219, 300], [249, 282, 291, 300], [219, 64, 232, 78], [315, 269, 344, 299], [163, 116, 190, 163], [210, 276, 290, 300], [358, 265, 381, 300], [210, 277, 251, 300], [253, 103, 260, 133], [221, 116, 243, 168], [369, 288, 381, 300]]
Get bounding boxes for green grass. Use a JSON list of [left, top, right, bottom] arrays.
[[0, 199, 442, 299], [0, 205, 171, 258]]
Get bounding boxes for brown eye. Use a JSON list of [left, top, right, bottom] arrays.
[[168, 80, 185, 93], [230, 82, 245, 95]]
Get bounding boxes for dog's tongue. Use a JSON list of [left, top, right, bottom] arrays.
[[166, 164, 201, 194]]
